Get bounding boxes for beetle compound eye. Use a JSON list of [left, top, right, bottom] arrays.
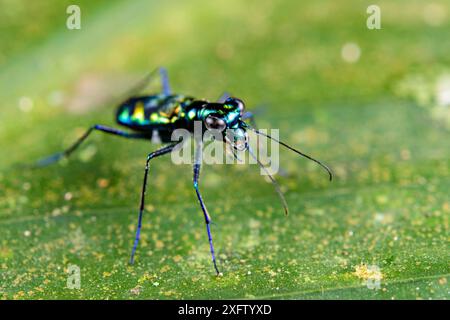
[[234, 98, 245, 115], [225, 97, 245, 115], [205, 115, 227, 131]]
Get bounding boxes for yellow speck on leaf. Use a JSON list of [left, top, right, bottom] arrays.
[[0, 246, 13, 259], [162, 290, 175, 297], [354, 264, 383, 281], [160, 265, 171, 273], [13, 291, 25, 300], [97, 178, 109, 188], [155, 240, 164, 249], [137, 272, 154, 284], [130, 285, 142, 295]]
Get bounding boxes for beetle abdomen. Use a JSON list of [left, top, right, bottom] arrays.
[[116, 94, 194, 130]]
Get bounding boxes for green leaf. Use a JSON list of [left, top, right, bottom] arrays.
[[0, 0, 449, 299]]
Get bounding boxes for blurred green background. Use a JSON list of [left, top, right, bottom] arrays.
[[0, 0, 449, 299]]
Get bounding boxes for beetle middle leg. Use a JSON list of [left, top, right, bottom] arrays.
[[34, 125, 149, 167], [120, 66, 171, 99], [129, 143, 178, 264]]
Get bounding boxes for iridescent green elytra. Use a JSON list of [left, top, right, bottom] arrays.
[[116, 93, 247, 144]]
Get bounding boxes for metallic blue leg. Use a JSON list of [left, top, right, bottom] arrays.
[[122, 67, 171, 98], [242, 111, 258, 129], [129, 143, 177, 264], [159, 67, 171, 95], [193, 159, 220, 275], [217, 91, 231, 103], [34, 125, 148, 167]]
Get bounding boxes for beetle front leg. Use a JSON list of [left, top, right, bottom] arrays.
[[192, 142, 220, 275]]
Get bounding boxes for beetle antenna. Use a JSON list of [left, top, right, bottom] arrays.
[[247, 146, 289, 216], [245, 125, 333, 181]]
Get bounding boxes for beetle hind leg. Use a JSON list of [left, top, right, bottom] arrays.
[[32, 125, 148, 168]]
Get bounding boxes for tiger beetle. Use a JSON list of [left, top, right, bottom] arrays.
[[35, 67, 333, 275]]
